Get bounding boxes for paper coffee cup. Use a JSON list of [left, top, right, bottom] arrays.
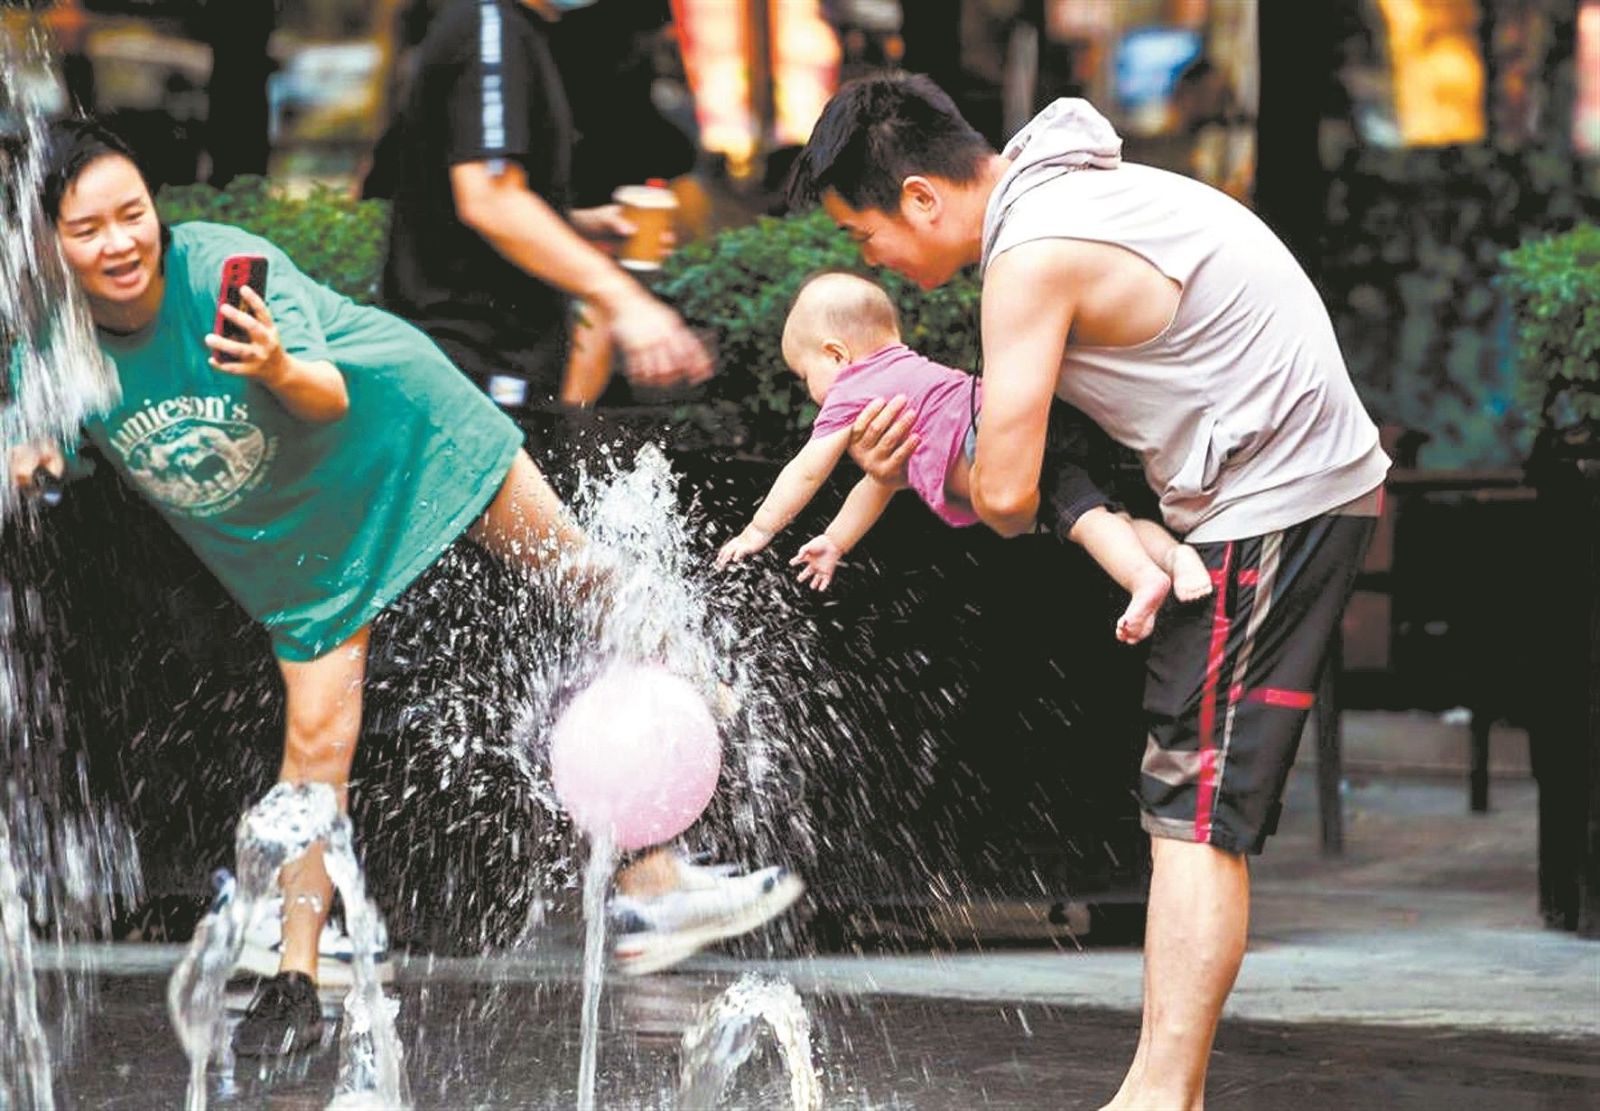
[[613, 182, 678, 272]]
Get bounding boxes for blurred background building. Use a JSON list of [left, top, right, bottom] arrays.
[[3, 0, 1597, 467]]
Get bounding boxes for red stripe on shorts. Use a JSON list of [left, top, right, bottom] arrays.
[[1250, 687, 1315, 710], [1226, 686, 1316, 710], [1194, 542, 1234, 840]]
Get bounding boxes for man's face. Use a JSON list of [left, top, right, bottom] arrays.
[[822, 188, 960, 290]]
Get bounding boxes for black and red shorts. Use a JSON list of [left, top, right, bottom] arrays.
[[1139, 493, 1380, 855]]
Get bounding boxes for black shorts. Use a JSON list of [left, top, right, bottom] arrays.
[[1139, 496, 1379, 855]]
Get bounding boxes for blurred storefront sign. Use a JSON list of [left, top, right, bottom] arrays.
[[1113, 24, 1203, 136], [1374, 0, 1486, 146], [771, 0, 840, 146], [1577, 1, 1600, 156], [1048, 0, 1115, 40], [672, 0, 838, 176]]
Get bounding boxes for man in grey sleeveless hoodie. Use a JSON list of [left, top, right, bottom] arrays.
[[790, 74, 1389, 1108]]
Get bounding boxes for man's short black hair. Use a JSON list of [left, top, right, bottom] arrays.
[[786, 73, 992, 214]]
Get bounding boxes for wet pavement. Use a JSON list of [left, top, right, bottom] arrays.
[[31, 741, 1600, 1108], [41, 955, 1600, 1110]]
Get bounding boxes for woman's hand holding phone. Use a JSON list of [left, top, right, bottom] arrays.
[[203, 253, 348, 422], [206, 284, 287, 385], [206, 255, 285, 384]]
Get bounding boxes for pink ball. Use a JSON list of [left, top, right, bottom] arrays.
[[548, 662, 722, 852]]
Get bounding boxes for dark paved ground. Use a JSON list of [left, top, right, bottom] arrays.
[[44, 965, 1600, 1110], [32, 730, 1600, 1108]]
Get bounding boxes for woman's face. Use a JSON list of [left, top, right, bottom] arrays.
[[54, 154, 162, 316]]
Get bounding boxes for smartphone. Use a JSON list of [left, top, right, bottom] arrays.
[[213, 254, 269, 358]]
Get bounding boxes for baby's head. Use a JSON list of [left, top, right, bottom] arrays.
[[781, 271, 901, 405]]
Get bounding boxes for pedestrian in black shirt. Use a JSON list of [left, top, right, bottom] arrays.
[[377, 0, 711, 423]]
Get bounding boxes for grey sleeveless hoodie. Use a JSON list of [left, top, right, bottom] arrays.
[[981, 99, 1389, 542]]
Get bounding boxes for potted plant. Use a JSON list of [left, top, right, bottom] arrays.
[[1501, 223, 1600, 458], [1500, 223, 1600, 936]]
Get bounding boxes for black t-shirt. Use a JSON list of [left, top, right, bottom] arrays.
[[379, 0, 574, 401], [550, 0, 694, 207]]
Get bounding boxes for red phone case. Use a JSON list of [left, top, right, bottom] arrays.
[[214, 255, 270, 351]]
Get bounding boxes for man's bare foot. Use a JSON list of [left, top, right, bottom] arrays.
[[1116, 567, 1171, 644], [1165, 544, 1214, 602]]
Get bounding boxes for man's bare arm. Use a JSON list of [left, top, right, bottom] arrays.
[[971, 241, 1083, 537], [452, 160, 635, 307], [450, 161, 709, 386], [847, 396, 918, 485]]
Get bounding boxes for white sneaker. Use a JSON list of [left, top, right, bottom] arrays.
[[234, 897, 395, 989], [609, 858, 805, 975]]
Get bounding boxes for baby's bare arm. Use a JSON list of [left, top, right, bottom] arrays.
[[716, 429, 852, 567], [748, 428, 852, 537], [821, 475, 897, 553], [790, 477, 898, 592]]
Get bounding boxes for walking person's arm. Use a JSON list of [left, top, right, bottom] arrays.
[[450, 161, 710, 389]]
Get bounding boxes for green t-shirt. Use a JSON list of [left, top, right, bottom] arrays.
[[82, 222, 523, 661]]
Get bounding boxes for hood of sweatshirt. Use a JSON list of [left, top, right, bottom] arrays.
[[980, 98, 1123, 269]]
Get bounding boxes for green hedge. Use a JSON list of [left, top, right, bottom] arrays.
[[156, 176, 389, 304], [1500, 223, 1600, 445]]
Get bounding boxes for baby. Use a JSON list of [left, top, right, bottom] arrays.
[[716, 272, 1211, 643]]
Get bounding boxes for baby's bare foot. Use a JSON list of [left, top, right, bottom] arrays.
[[1166, 544, 1214, 602], [1116, 568, 1171, 644]]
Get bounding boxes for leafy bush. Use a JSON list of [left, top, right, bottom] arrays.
[[655, 208, 981, 457], [156, 176, 390, 304], [1500, 223, 1600, 446], [1320, 143, 1600, 468]]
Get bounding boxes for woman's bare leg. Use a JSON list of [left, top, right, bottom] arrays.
[[274, 627, 370, 981]]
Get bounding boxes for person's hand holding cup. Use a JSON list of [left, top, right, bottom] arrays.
[[612, 178, 679, 272]]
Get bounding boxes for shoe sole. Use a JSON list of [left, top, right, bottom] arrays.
[[613, 873, 806, 976], [234, 941, 396, 989]]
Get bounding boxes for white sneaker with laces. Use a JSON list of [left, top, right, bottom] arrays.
[[234, 896, 395, 988], [609, 857, 805, 975]]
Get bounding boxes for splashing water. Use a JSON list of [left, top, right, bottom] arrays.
[[552, 445, 822, 1109], [0, 814, 54, 1110], [678, 973, 820, 1110], [167, 783, 408, 1110], [575, 836, 617, 1111], [0, 34, 119, 478], [2, 32, 132, 1110]]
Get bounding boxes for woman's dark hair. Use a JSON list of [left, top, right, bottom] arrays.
[[786, 73, 993, 214], [41, 116, 171, 250]]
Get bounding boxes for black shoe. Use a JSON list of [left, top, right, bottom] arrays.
[[232, 971, 325, 1057]]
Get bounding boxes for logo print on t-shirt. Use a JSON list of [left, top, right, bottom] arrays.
[[113, 396, 274, 516]]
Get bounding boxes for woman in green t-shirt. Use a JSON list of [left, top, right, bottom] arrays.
[[13, 118, 590, 1055], [9, 119, 802, 1057]]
